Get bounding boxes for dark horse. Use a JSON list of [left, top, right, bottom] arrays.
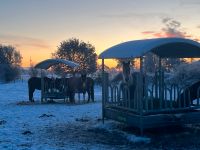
[[178, 80, 200, 107], [68, 74, 94, 103], [111, 61, 137, 101], [28, 75, 94, 103], [28, 77, 68, 102], [28, 77, 50, 102]]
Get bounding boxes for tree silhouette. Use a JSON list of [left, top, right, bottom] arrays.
[[0, 45, 22, 66], [0, 45, 22, 82], [52, 38, 97, 74]]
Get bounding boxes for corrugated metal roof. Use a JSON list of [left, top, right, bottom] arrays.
[[34, 59, 79, 69], [99, 38, 200, 59]]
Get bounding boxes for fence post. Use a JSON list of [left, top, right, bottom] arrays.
[[139, 57, 144, 135], [41, 70, 44, 103], [102, 59, 105, 123]]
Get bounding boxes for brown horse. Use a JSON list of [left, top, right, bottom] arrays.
[[68, 74, 94, 103], [28, 77, 68, 102], [28, 77, 52, 102], [28, 75, 94, 103]]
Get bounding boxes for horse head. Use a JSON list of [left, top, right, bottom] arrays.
[[122, 61, 131, 83], [81, 73, 87, 82]]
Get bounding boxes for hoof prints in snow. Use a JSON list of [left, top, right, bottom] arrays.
[[17, 143, 32, 148], [75, 118, 90, 122], [22, 130, 33, 135], [0, 120, 6, 125], [39, 114, 55, 118]]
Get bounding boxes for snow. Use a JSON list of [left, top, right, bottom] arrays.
[[0, 80, 149, 149], [35, 58, 79, 69], [99, 37, 200, 59]]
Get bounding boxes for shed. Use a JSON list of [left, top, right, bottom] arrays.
[[99, 37, 200, 134], [34, 58, 79, 69]]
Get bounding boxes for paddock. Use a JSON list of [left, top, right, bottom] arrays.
[[99, 37, 200, 133]]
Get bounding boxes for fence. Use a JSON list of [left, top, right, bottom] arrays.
[[103, 72, 200, 115]]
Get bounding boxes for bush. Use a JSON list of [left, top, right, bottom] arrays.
[[170, 61, 200, 85], [0, 64, 21, 82], [0, 44, 22, 82]]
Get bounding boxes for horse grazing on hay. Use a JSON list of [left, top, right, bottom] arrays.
[[178, 80, 200, 107], [68, 74, 94, 103], [28, 77, 68, 102], [28, 77, 50, 102], [28, 75, 94, 103]]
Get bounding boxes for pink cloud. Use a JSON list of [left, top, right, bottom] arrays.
[[152, 32, 164, 37], [141, 18, 200, 42]]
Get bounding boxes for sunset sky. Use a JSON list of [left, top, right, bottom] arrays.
[[0, 0, 200, 67]]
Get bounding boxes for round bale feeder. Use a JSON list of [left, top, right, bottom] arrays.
[[99, 37, 200, 134], [34, 58, 79, 102]]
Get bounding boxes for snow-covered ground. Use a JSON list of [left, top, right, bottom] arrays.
[[0, 80, 149, 150]]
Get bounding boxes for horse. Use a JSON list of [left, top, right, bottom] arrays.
[[28, 77, 68, 102], [28, 77, 50, 102], [67, 74, 94, 103], [178, 80, 200, 107], [28, 75, 94, 103], [111, 61, 138, 106]]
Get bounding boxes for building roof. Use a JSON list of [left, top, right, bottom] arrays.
[[34, 59, 79, 69], [99, 38, 200, 59]]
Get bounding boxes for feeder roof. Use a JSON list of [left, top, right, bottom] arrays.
[[99, 38, 200, 59], [34, 59, 79, 69]]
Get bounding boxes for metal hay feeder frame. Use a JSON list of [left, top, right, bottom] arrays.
[[99, 37, 200, 134], [34, 58, 79, 102]]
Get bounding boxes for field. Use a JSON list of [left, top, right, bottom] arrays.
[[1, 80, 200, 150]]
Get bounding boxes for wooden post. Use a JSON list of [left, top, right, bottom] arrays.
[[139, 57, 144, 135], [41, 69, 44, 103], [140, 56, 143, 73], [155, 71, 158, 99], [158, 57, 163, 109], [102, 59, 105, 124], [139, 56, 143, 115]]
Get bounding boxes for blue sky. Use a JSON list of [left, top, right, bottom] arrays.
[[0, 0, 200, 66]]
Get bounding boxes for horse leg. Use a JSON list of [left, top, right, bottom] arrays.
[[78, 93, 80, 103], [87, 90, 90, 103], [29, 88, 35, 102], [69, 91, 75, 103], [83, 93, 85, 102], [72, 92, 75, 103], [91, 85, 94, 102]]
